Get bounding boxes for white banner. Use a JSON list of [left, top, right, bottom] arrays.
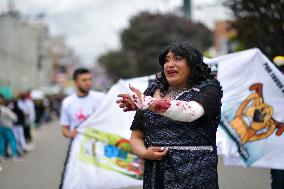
[[61, 49, 284, 189], [61, 76, 154, 189], [207, 48, 284, 169]]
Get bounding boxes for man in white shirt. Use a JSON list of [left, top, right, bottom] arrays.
[[60, 68, 104, 138], [17, 93, 35, 143]]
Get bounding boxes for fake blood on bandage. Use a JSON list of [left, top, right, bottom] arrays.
[[155, 100, 171, 112]]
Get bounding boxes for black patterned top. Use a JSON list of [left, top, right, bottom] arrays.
[[130, 78, 223, 189]]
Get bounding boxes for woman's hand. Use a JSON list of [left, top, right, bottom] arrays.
[[116, 94, 137, 112], [129, 84, 155, 110], [130, 131, 167, 161], [116, 84, 143, 112], [142, 147, 168, 160], [129, 84, 143, 107]]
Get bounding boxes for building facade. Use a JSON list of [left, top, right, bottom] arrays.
[[0, 10, 77, 95]]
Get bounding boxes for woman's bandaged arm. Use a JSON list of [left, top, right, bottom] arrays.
[[131, 93, 204, 122]]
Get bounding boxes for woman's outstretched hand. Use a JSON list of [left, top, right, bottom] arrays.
[[116, 84, 142, 112], [117, 84, 171, 113], [116, 93, 137, 112]]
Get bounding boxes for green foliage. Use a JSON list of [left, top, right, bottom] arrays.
[[98, 51, 136, 81], [225, 0, 284, 58], [99, 12, 213, 81]]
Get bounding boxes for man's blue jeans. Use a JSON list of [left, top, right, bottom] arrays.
[[0, 126, 18, 157]]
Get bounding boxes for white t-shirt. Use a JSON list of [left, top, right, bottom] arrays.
[[18, 99, 35, 124], [60, 91, 105, 129]]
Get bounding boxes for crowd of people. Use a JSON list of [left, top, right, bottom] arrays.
[[0, 91, 62, 171]]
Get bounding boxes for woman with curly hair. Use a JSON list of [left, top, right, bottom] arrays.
[[117, 41, 223, 189]]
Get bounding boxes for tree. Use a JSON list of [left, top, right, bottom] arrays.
[[98, 50, 135, 81], [225, 0, 284, 59], [99, 12, 213, 81]]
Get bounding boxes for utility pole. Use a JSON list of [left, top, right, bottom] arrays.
[[6, 0, 19, 17], [7, 0, 15, 13], [183, 0, 192, 20]]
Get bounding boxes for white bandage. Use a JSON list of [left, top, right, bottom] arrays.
[[160, 100, 204, 122], [130, 92, 204, 122]]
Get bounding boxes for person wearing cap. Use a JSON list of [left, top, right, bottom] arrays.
[[270, 56, 284, 189], [273, 56, 284, 73]]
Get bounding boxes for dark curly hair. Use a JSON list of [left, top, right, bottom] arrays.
[[156, 41, 213, 96]]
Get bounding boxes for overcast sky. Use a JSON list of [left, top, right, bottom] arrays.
[[0, 0, 232, 65]]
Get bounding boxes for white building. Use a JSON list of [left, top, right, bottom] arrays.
[[0, 8, 77, 94]]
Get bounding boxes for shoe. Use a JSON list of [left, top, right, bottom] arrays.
[[12, 157, 24, 162], [23, 149, 28, 154], [25, 144, 35, 151], [0, 156, 6, 162]]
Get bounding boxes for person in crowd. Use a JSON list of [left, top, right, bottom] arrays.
[[0, 95, 21, 161], [34, 98, 45, 128], [274, 56, 284, 74], [18, 92, 35, 143], [50, 95, 63, 119], [270, 55, 284, 189], [117, 41, 222, 188], [10, 100, 29, 153]]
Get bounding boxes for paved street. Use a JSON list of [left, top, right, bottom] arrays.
[[0, 122, 69, 189], [0, 121, 271, 189]]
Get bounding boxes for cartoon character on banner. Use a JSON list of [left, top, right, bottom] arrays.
[[230, 83, 284, 144]]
